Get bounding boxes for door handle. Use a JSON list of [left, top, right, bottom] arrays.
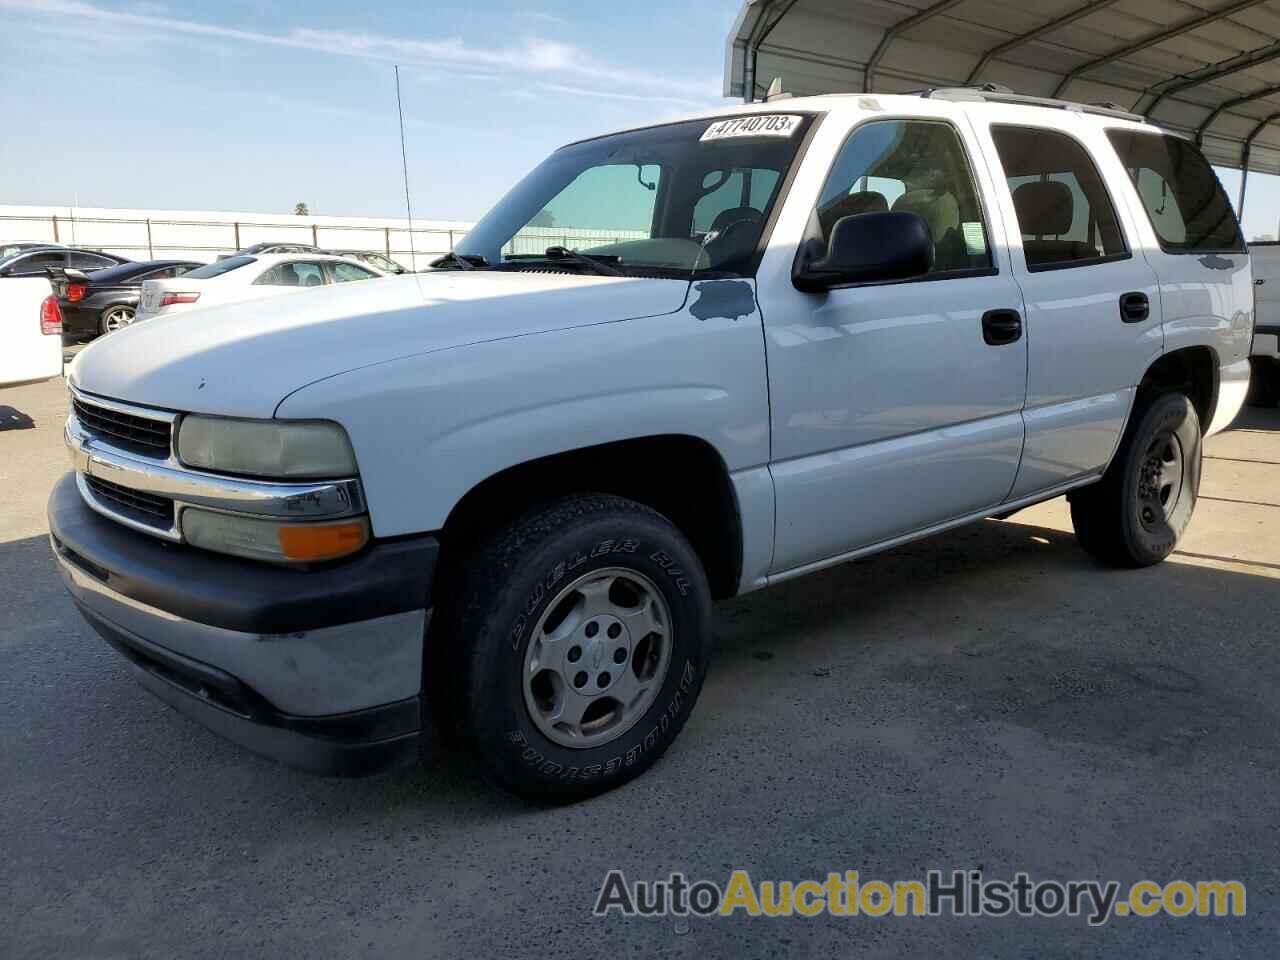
[[981, 309, 1023, 346], [1120, 291, 1150, 323]]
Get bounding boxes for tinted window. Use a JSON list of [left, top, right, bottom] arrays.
[[692, 167, 782, 234], [186, 256, 256, 279], [538, 163, 662, 238], [330, 261, 378, 282], [817, 119, 993, 274], [68, 252, 117, 270], [4, 251, 64, 275], [1107, 130, 1244, 253], [990, 126, 1127, 270], [144, 265, 186, 280]]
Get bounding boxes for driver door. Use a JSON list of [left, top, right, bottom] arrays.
[[757, 113, 1028, 575]]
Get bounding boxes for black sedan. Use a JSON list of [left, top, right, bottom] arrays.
[[58, 260, 203, 340], [0, 245, 131, 279]]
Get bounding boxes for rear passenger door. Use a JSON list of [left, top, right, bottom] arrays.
[[974, 116, 1162, 499]]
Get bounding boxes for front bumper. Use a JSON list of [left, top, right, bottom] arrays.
[[49, 472, 438, 776]]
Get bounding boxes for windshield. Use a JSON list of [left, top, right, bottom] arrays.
[[455, 114, 813, 278], [184, 256, 256, 279]]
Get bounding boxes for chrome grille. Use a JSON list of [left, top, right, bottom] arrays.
[[84, 476, 175, 530], [72, 397, 172, 457]]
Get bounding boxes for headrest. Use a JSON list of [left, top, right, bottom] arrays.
[[892, 189, 960, 234], [819, 191, 890, 234], [1012, 180, 1074, 237], [710, 206, 765, 235]]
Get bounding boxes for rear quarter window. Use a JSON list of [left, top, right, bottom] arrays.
[[1107, 130, 1244, 253]]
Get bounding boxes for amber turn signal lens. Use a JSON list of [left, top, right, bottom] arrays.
[[277, 518, 370, 562]]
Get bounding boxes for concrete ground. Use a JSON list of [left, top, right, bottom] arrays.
[[3, 372, 1279, 959]]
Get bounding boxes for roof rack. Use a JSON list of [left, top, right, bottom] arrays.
[[920, 84, 1146, 123]]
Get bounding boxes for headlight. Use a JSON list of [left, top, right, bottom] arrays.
[[177, 416, 357, 478], [182, 508, 370, 564]]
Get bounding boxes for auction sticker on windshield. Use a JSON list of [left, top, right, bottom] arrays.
[[700, 115, 803, 141]]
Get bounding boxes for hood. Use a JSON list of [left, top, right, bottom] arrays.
[[71, 271, 690, 418]]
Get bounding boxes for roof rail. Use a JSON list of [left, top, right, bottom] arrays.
[[921, 85, 1146, 123]]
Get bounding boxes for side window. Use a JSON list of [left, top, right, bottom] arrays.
[[816, 119, 993, 275], [692, 167, 782, 234], [69, 252, 115, 270], [989, 125, 1127, 270], [255, 262, 324, 287], [330, 262, 378, 282], [1106, 130, 1244, 253], [296, 262, 327, 286], [8, 252, 65, 275]]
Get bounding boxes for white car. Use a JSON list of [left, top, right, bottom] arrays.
[[134, 253, 384, 322], [54, 89, 1251, 801], [0, 276, 62, 386]]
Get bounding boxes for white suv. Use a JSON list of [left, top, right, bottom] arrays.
[[51, 89, 1253, 801]]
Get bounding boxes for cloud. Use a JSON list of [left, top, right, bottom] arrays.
[[515, 11, 570, 27], [0, 0, 724, 102]]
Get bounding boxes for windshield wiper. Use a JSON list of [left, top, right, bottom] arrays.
[[541, 246, 623, 277], [432, 251, 487, 271]]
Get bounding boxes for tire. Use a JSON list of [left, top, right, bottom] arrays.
[[1069, 391, 1201, 567], [100, 305, 135, 335], [441, 494, 712, 802]]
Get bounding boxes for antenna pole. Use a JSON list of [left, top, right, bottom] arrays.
[[394, 65, 418, 270]]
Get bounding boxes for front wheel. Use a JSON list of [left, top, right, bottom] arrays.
[[100, 305, 135, 335], [1069, 392, 1201, 567], [446, 495, 712, 802]]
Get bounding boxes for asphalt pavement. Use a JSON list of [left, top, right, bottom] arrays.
[[3, 372, 1279, 959]]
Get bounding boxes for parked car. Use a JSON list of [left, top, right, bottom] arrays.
[[0, 276, 62, 386], [326, 250, 410, 274], [52, 90, 1252, 801], [0, 246, 129, 278], [1, 240, 65, 259], [135, 253, 383, 321], [56, 260, 204, 340], [216, 242, 323, 261]]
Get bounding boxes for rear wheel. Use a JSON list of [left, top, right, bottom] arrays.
[[1069, 392, 1201, 567], [441, 494, 711, 802], [100, 305, 135, 335]]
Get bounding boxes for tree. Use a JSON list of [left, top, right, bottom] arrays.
[[529, 208, 556, 228], [294, 202, 309, 216]]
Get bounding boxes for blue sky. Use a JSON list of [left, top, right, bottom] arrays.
[[3, 0, 1280, 237], [0, 0, 739, 220]]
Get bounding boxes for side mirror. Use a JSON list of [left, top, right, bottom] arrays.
[[793, 211, 934, 293]]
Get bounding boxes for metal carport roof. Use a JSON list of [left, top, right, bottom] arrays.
[[725, 0, 1280, 177]]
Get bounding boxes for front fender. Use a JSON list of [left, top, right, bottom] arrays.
[[276, 288, 771, 538]]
